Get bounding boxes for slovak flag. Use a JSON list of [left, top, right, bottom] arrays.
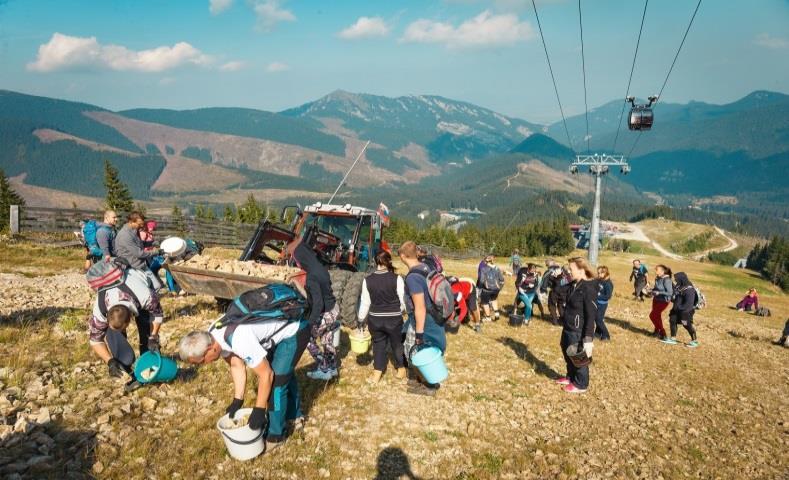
[[377, 202, 390, 226]]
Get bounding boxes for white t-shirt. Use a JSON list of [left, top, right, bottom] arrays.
[[210, 321, 299, 368]]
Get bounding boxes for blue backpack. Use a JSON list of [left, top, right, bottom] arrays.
[[81, 220, 110, 258], [211, 283, 307, 346]]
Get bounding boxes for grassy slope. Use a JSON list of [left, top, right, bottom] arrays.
[[639, 219, 730, 255], [0, 245, 787, 479]]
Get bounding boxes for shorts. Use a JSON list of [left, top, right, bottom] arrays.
[[480, 289, 499, 304], [467, 285, 478, 311]]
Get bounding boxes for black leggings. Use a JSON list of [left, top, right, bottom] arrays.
[[367, 314, 405, 372], [669, 310, 697, 341]]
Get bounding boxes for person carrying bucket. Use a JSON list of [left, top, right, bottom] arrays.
[[178, 303, 311, 452], [291, 243, 340, 381], [555, 257, 598, 394], [357, 250, 407, 384], [399, 241, 447, 396], [88, 266, 164, 392]]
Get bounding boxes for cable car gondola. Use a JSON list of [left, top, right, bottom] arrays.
[[627, 95, 658, 131]]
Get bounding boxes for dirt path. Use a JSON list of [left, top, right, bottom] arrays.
[[612, 223, 683, 260], [692, 226, 739, 260]]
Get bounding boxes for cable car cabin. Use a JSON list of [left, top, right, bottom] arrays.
[[626, 95, 658, 131], [628, 106, 653, 131]]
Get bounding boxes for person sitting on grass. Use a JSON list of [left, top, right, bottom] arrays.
[[661, 272, 699, 348], [595, 266, 613, 341], [399, 241, 447, 396], [736, 288, 759, 312], [88, 267, 163, 392], [178, 302, 310, 452]]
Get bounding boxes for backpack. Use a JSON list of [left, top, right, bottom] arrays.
[[423, 254, 443, 274], [693, 287, 706, 310], [81, 220, 109, 258], [755, 306, 771, 317], [483, 265, 504, 292], [86, 257, 125, 291], [410, 269, 457, 328], [211, 284, 307, 346], [518, 271, 539, 293], [559, 270, 572, 288]]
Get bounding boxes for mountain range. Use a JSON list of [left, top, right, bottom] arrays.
[[0, 88, 786, 224]]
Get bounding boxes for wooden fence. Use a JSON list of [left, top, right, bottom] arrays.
[[15, 206, 257, 248]]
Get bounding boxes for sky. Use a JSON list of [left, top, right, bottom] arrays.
[[0, 0, 787, 123]]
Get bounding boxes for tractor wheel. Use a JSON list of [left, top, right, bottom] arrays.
[[328, 269, 352, 313], [340, 272, 366, 327]]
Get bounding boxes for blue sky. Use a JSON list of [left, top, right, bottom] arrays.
[[0, 0, 787, 123]]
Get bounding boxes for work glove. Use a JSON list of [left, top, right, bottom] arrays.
[[147, 334, 160, 353], [225, 398, 244, 419], [415, 332, 425, 345], [583, 341, 594, 358], [107, 358, 125, 378], [248, 406, 268, 431]]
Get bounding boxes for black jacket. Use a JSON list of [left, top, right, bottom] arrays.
[[671, 272, 695, 313], [561, 279, 599, 341], [293, 244, 337, 324]]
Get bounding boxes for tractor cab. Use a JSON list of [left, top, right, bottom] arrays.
[[627, 95, 658, 131], [240, 202, 389, 273]]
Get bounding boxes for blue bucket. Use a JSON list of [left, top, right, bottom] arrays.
[[410, 346, 448, 384], [134, 351, 178, 383]]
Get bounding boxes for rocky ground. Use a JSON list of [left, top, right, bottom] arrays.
[[0, 244, 787, 479]]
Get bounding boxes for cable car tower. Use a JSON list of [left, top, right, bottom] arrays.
[[569, 154, 631, 266]]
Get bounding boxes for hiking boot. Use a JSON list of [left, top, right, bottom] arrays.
[[407, 383, 438, 397], [307, 369, 335, 381], [563, 384, 587, 394], [661, 337, 679, 345], [686, 340, 699, 348], [395, 368, 407, 380], [555, 377, 571, 386], [124, 379, 143, 393], [368, 370, 383, 384]]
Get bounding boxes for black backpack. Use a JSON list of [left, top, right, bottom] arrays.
[[211, 284, 308, 346], [755, 306, 771, 317]]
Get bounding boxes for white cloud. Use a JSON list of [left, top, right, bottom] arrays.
[[400, 10, 534, 49], [27, 33, 212, 73], [338, 16, 390, 40], [266, 61, 290, 72], [219, 60, 247, 71], [754, 33, 789, 49], [209, 0, 234, 15], [251, 0, 296, 32]]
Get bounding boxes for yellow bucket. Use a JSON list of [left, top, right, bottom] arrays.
[[349, 331, 371, 354]]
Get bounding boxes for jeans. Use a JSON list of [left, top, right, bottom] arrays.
[[548, 291, 565, 324], [104, 310, 152, 369], [595, 302, 610, 340], [368, 314, 405, 373], [516, 291, 536, 321], [267, 321, 310, 440], [634, 278, 647, 300], [560, 328, 589, 390]]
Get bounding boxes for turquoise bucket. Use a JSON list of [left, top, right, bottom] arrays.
[[410, 346, 448, 384], [134, 351, 178, 383]]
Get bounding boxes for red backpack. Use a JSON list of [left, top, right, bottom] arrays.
[[86, 257, 125, 291]]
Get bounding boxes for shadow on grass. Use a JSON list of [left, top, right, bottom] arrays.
[[0, 420, 97, 477], [497, 337, 560, 379], [0, 307, 81, 327], [374, 447, 421, 480], [606, 317, 654, 338]]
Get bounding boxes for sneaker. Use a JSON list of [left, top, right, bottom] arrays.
[[563, 384, 587, 394], [124, 379, 143, 393], [307, 369, 335, 381], [494, 312, 500, 320], [555, 377, 571, 386], [474, 324, 482, 333], [686, 340, 699, 348], [265, 439, 284, 453], [407, 384, 438, 397], [661, 337, 679, 345]]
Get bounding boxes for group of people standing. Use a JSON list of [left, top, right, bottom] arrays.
[[635, 260, 700, 347]]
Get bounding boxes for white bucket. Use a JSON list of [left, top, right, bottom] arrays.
[[215, 408, 265, 461], [333, 328, 341, 348], [161, 236, 187, 257]]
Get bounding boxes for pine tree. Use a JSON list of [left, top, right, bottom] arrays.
[[223, 205, 236, 223], [171, 204, 188, 235], [103, 160, 133, 213], [0, 168, 25, 231]]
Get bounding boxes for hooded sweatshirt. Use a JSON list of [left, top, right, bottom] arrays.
[[671, 272, 696, 313], [292, 243, 337, 324]]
